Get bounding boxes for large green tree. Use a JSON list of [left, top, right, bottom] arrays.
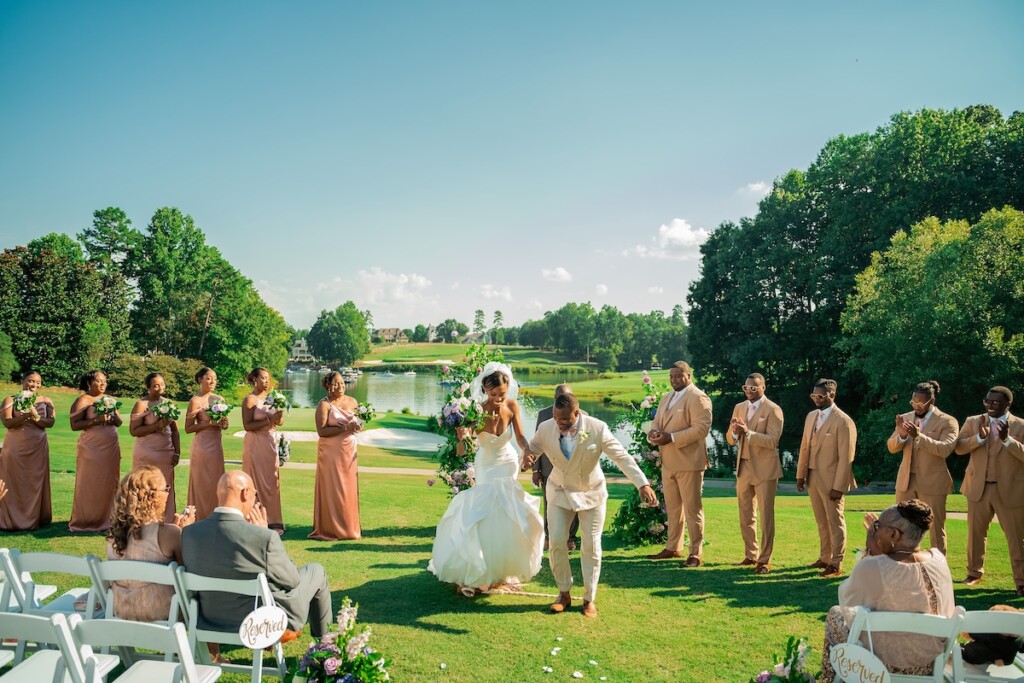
[[308, 302, 371, 366]]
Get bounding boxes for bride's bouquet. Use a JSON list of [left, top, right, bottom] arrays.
[[264, 390, 289, 411], [12, 390, 37, 413], [93, 395, 122, 415], [149, 398, 181, 422]]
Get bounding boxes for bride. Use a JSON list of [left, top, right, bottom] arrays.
[[428, 362, 544, 596]]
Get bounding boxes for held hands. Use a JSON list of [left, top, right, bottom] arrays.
[[639, 485, 658, 507], [730, 417, 747, 436], [247, 502, 269, 528], [647, 429, 670, 447], [521, 450, 536, 471]]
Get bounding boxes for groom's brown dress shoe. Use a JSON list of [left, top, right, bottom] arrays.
[[819, 564, 842, 578], [581, 601, 598, 618], [962, 575, 983, 586], [754, 563, 770, 575], [646, 549, 682, 560], [682, 556, 702, 568], [736, 558, 756, 566], [807, 560, 829, 569], [549, 593, 572, 614]]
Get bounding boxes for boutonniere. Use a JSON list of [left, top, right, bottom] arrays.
[[578, 431, 590, 442]]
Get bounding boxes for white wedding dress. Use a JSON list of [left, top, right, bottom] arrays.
[[428, 426, 544, 588]]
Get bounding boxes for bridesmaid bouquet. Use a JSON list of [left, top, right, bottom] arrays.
[[205, 400, 233, 422], [149, 399, 181, 421], [355, 401, 376, 423], [93, 396, 122, 415], [12, 390, 37, 413], [290, 598, 391, 683], [264, 390, 289, 411], [749, 636, 817, 683]]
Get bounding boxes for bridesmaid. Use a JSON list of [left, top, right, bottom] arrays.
[[129, 373, 181, 523], [185, 367, 228, 520], [309, 371, 363, 541], [241, 367, 285, 535], [0, 371, 54, 530], [69, 370, 123, 532]]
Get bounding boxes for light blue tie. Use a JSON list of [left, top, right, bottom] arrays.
[[560, 435, 572, 460]]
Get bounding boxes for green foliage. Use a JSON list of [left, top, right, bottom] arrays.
[[0, 331, 17, 381], [308, 302, 371, 366], [610, 375, 671, 545], [80, 320, 112, 371], [435, 318, 469, 343], [841, 208, 1024, 482], [27, 233, 84, 263], [472, 309, 485, 334], [78, 207, 137, 275], [106, 353, 204, 401]]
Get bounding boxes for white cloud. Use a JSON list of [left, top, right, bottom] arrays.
[[356, 267, 432, 305], [541, 266, 573, 282], [738, 181, 771, 198], [648, 286, 664, 295], [595, 284, 608, 295], [626, 218, 709, 260], [479, 284, 512, 301]]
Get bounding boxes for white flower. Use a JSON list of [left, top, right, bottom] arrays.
[[578, 431, 589, 441], [640, 399, 651, 410], [640, 420, 653, 434]]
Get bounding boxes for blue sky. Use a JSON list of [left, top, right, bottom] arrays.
[[1, 1, 1022, 329]]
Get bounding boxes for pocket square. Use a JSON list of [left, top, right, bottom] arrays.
[[586, 444, 598, 452], [758, 416, 766, 421]]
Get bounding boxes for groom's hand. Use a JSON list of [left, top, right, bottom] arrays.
[[639, 485, 658, 507], [521, 450, 536, 470]]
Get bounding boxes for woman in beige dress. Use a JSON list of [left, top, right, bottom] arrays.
[[242, 366, 285, 535], [185, 367, 228, 520], [0, 371, 54, 530], [819, 499, 956, 682], [106, 466, 195, 621], [69, 370, 123, 532], [309, 370, 363, 541], [129, 374, 181, 523]]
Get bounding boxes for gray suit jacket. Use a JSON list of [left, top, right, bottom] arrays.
[[182, 509, 307, 631]]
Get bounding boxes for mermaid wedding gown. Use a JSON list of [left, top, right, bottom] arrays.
[[428, 426, 544, 589]]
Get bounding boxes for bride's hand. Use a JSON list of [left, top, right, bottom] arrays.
[[455, 426, 472, 441]]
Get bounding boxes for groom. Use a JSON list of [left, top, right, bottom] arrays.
[[523, 393, 657, 617]]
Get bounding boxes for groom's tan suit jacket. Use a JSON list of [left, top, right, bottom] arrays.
[[528, 415, 648, 511], [886, 407, 958, 495]]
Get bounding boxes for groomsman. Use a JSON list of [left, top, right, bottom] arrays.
[[726, 373, 783, 574], [954, 386, 1024, 595], [645, 361, 713, 567], [886, 380, 959, 554], [532, 384, 581, 551], [796, 378, 857, 578]]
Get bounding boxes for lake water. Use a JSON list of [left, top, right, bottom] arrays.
[[278, 368, 625, 440]]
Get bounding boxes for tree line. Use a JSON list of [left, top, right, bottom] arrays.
[[0, 207, 290, 398], [685, 104, 1024, 482]]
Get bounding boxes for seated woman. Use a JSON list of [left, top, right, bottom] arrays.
[[820, 499, 956, 682], [106, 466, 195, 621]]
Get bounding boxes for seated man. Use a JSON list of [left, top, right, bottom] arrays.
[[182, 470, 332, 643]]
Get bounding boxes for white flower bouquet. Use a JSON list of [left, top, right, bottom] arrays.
[[93, 396, 122, 415], [12, 390, 37, 413], [149, 398, 181, 421]]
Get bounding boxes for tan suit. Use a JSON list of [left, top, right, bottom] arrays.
[[726, 397, 783, 565], [885, 407, 958, 553], [796, 405, 857, 566], [527, 415, 649, 602], [652, 385, 713, 557], [954, 413, 1024, 585]]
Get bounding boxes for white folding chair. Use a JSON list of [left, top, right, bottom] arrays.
[[0, 550, 104, 619], [87, 556, 187, 663], [174, 568, 287, 683], [845, 606, 965, 683], [0, 611, 90, 682], [0, 548, 58, 613], [948, 610, 1024, 683], [69, 617, 222, 683]]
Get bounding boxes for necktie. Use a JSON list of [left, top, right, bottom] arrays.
[[916, 417, 923, 429], [560, 435, 573, 460], [746, 402, 756, 423], [990, 419, 1000, 441], [815, 411, 825, 432]]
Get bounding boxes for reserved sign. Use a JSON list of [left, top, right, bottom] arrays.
[[829, 643, 889, 683], [238, 605, 289, 649]]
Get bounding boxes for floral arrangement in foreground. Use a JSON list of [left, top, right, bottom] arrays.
[[356, 401, 376, 424], [265, 389, 289, 411], [12, 390, 38, 413], [609, 374, 672, 545], [431, 342, 502, 496], [93, 395, 122, 415], [149, 398, 181, 421], [289, 598, 391, 683], [749, 636, 818, 683]]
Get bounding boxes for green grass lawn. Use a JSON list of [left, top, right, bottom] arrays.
[[1, 384, 1019, 681], [359, 344, 594, 371], [518, 370, 672, 404]]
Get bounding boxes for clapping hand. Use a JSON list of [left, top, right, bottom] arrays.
[[730, 417, 748, 436], [994, 419, 1008, 442], [904, 420, 919, 439], [895, 414, 910, 439], [247, 502, 269, 528], [978, 415, 991, 440]]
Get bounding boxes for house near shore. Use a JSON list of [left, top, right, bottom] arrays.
[[290, 338, 316, 363], [374, 328, 409, 344]]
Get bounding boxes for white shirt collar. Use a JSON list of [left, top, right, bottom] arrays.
[[748, 397, 763, 411], [819, 404, 835, 420], [214, 506, 245, 517]]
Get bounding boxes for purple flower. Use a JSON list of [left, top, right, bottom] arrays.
[[444, 411, 464, 426], [323, 657, 340, 675], [756, 672, 772, 683], [427, 479, 435, 487], [450, 330, 458, 338]]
